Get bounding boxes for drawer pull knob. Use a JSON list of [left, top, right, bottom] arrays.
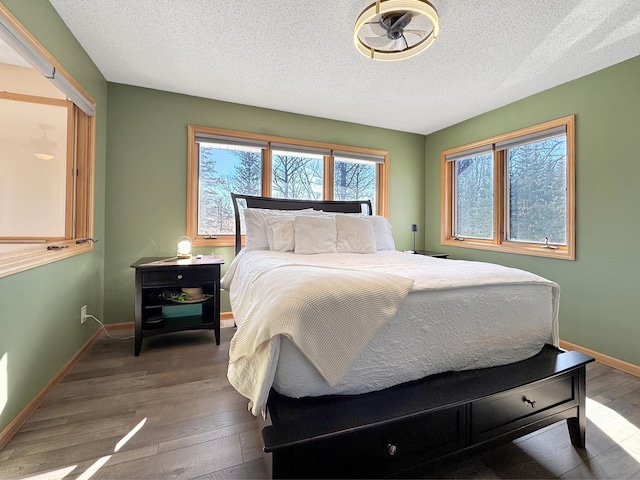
[[387, 444, 397, 456], [523, 397, 537, 408], [177, 274, 183, 280]]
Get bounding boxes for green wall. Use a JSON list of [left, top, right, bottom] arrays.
[[103, 84, 425, 323], [424, 55, 640, 367], [0, 1, 107, 433]]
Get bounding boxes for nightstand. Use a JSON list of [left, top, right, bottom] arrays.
[[131, 256, 224, 356], [415, 250, 449, 259]]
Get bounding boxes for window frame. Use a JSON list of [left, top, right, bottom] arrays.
[[187, 125, 389, 247], [0, 92, 75, 241], [0, 5, 96, 278], [441, 115, 575, 260]]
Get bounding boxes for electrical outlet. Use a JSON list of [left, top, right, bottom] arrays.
[[81, 305, 87, 324]]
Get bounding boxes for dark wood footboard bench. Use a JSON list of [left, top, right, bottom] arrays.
[[260, 344, 594, 479]]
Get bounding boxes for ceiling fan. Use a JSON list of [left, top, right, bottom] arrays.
[[354, 0, 440, 61], [366, 11, 428, 50]]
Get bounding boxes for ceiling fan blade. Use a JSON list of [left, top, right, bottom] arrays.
[[401, 34, 409, 50], [363, 35, 395, 49], [403, 29, 429, 38], [388, 38, 405, 52], [364, 20, 387, 36]]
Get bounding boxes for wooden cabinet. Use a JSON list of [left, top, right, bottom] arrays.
[[261, 345, 593, 478], [131, 256, 224, 356]]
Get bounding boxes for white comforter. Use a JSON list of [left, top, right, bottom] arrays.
[[222, 250, 560, 416]]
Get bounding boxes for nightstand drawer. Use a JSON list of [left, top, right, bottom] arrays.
[[472, 375, 575, 441], [142, 268, 213, 287]]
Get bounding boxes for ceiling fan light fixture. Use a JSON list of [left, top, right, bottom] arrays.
[[354, 0, 440, 61], [31, 124, 56, 160]]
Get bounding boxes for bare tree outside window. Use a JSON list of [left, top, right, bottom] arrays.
[[232, 150, 262, 197], [272, 152, 323, 200], [334, 158, 376, 212], [507, 137, 567, 244], [198, 144, 262, 235], [454, 153, 494, 239]]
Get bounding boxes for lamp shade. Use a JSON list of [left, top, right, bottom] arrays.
[[176, 236, 192, 258]]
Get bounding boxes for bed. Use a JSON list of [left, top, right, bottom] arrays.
[[223, 193, 594, 479]]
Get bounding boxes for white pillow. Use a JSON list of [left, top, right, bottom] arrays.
[[244, 208, 315, 250], [265, 217, 295, 252], [335, 214, 377, 254], [318, 212, 395, 251], [368, 216, 396, 251], [294, 215, 337, 255]]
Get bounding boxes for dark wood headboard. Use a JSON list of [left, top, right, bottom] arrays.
[[230, 193, 373, 255]]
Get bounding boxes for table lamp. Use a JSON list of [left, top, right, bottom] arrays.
[[177, 236, 192, 258], [410, 224, 418, 253]]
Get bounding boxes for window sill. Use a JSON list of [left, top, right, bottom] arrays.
[[192, 235, 238, 248], [441, 238, 574, 260], [0, 241, 94, 278]]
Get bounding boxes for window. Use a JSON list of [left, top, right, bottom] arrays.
[[333, 151, 378, 214], [195, 137, 264, 237], [1, 97, 71, 238], [187, 126, 388, 246], [441, 116, 575, 260], [271, 144, 327, 201], [453, 150, 494, 240], [0, 5, 96, 278]]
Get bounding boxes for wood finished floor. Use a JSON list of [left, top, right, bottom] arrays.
[[1, 327, 639, 479]]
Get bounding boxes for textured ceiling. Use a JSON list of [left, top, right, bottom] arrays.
[[48, 0, 640, 135], [0, 37, 31, 67]]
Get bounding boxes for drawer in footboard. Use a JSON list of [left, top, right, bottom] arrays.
[[263, 346, 594, 479], [471, 373, 576, 443], [266, 406, 465, 479]]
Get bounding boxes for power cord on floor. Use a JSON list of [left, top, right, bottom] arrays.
[[85, 314, 134, 339]]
